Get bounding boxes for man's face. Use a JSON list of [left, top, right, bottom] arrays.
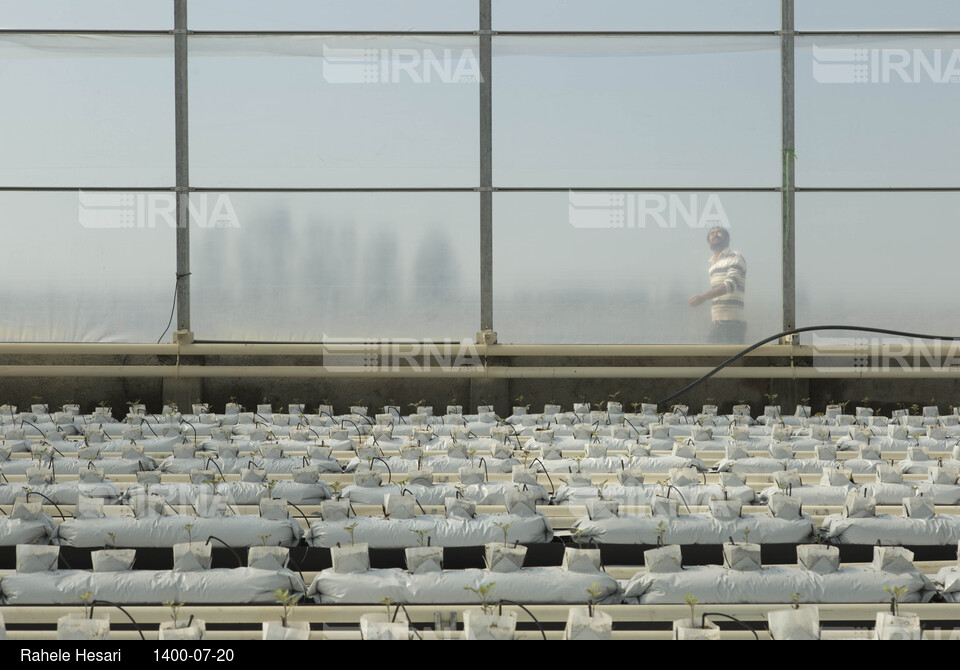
[[708, 227, 728, 252]]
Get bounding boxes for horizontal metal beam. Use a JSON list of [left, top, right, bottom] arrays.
[[0, 365, 957, 379], [0, 342, 953, 357]]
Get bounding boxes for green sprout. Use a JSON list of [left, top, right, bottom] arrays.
[[463, 583, 497, 616]]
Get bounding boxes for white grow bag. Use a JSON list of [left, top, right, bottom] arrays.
[[52, 516, 304, 548], [307, 567, 620, 605], [1, 567, 306, 605], [623, 565, 934, 604], [305, 514, 553, 548], [570, 513, 815, 545], [820, 514, 960, 545]]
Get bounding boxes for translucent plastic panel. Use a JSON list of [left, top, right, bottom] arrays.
[[189, 36, 479, 188], [796, 193, 960, 344], [494, 192, 782, 344], [493, 38, 780, 187], [189, 0, 477, 31], [0, 35, 175, 187], [797, 1, 960, 31], [0, 192, 176, 342], [191, 192, 480, 340], [796, 36, 960, 187], [0, 0, 171, 30], [494, 0, 779, 32]]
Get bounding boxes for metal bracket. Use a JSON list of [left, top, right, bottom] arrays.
[[174, 330, 195, 345], [476, 330, 498, 346]]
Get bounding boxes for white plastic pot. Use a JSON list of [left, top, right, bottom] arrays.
[[768, 607, 820, 640], [262, 621, 310, 640], [874, 612, 921, 640], [672, 618, 720, 640], [57, 614, 110, 641], [564, 607, 613, 640], [463, 610, 517, 641], [159, 620, 206, 640]]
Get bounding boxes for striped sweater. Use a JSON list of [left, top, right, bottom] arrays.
[[708, 249, 746, 322]]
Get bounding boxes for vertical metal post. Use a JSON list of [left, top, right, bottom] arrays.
[[477, 0, 495, 342], [781, 0, 796, 335], [174, 0, 191, 337]]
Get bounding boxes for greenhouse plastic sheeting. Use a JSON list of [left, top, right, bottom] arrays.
[[159, 455, 341, 475], [52, 516, 304, 547], [120, 481, 329, 506], [899, 458, 960, 476], [570, 514, 815, 545], [859, 482, 960, 506], [307, 567, 619, 605], [553, 483, 756, 506], [0, 457, 157, 476], [93, 436, 188, 453], [933, 566, 960, 603], [714, 457, 877, 475], [757, 484, 853, 506], [215, 481, 330, 505], [623, 565, 934, 604], [305, 513, 553, 548], [0, 515, 58, 545], [820, 514, 960, 545], [344, 455, 518, 475], [1, 567, 305, 605], [342, 482, 550, 507], [0, 481, 121, 505], [537, 456, 705, 475]]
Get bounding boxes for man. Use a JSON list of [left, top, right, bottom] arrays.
[[688, 226, 746, 344]]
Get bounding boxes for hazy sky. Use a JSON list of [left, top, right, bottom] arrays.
[[0, 1, 957, 343]]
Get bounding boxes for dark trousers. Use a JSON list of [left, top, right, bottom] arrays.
[[707, 321, 747, 344]]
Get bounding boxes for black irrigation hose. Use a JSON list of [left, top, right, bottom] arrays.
[[180, 419, 198, 445], [90, 601, 147, 639], [529, 458, 555, 494], [205, 535, 245, 568], [340, 418, 363, 437], [370, 456, 393, 485], [497, 600, 547, 640], [476, 457, 489, 482], [656, 484, 692, 514], [287, 501, 312, 526], [656, 324, 960, 409], [285, 549, 307, 585], [140, 418, 159, 438], [701, 612, 759, 640], [24, 491, 67, 521], [390, 603, 424, 639], [204, 457, 226, 481]]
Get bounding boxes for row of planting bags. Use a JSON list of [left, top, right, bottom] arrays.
[[3, 541, 960, 607]]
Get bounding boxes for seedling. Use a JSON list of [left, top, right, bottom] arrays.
[[789, 592, 802, 610], [586, 583, 604, 617], [654, 521, 667, 547], [493, 521, 513, 546], [410, 528, 434, 547], [257, 534, 272, 546], [163, 601, 185, 628], [264, 479, 278, 498], [344, 522, 359, 545], [380, 597, 394, 619], [79, 590, 94, 620], [463, 583, 497, 616], [683, 593, 699, 628], [183, 523, 195, 544], [882, 585, 908, 617], [274, 589, 299, 627], [742, 527, 752, 544], [106, 532, 117, 550]]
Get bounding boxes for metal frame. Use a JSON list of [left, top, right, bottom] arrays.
[[1, 2, 956, 358]]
